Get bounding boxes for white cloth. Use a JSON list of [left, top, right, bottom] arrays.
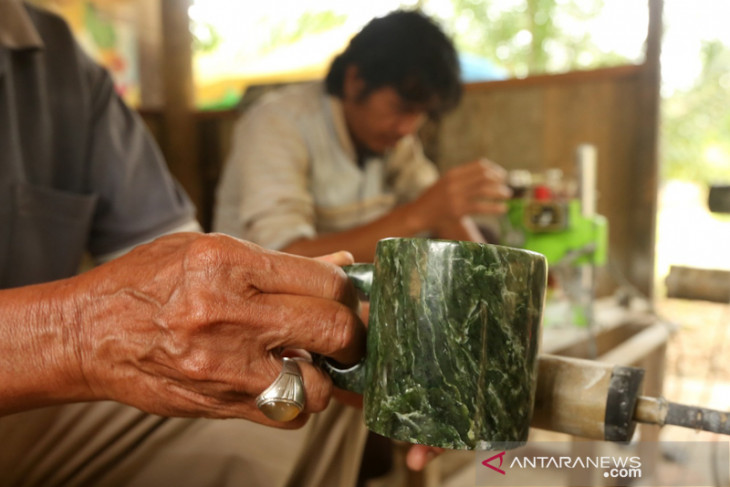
[[214, 81, 439, 249]]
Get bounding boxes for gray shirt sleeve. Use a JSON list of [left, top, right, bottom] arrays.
[[82, 55, 197, 258], [0, 6, 197, 287]]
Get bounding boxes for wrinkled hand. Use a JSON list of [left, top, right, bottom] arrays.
[[70, 233, 365, 428], [412, 158, 511, 227]]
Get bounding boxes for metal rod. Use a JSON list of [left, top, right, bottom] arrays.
[[634, 396, 730, 435]]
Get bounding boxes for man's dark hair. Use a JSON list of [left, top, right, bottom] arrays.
[[325, 9, 462, 118]]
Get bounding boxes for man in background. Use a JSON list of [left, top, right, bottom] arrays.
[[215, 10, 512, 261]]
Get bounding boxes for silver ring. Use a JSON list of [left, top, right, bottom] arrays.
[[256, 357, 305, 422]]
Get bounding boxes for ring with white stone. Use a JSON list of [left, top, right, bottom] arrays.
[[256, 357, 306, 422]]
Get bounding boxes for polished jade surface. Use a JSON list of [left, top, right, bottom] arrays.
[[332, 238, 546, 450]]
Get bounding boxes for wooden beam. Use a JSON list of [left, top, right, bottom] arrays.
[[160, 0, 201, 213], [666, 265, 730, 303], [464, 64, 642, 92], [627, 0, 663, 298]]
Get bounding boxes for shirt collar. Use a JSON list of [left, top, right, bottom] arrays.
[[324, 91, 393, 166], [325, 92, 358, 162], [0, 1, 44, 50]]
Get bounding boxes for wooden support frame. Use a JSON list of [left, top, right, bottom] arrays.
[[159, 0, 201, 211]]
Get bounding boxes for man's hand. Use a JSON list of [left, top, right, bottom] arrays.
[[406, 445, 446, 471], [409, 158, 512, 228], [59, 233, 365, 428]]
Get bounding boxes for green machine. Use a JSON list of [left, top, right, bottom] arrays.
[[499, 163, 609, 328], [501, 198, 608, 268]]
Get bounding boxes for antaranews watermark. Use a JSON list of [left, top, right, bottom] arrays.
[[475, 441, 728, 486], [509, 453, 641, 471]]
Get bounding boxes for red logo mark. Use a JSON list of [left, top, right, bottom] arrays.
[[482, 451, 506, 475]]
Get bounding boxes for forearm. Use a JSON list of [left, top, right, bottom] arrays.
[[0, 280, 91, 415], [282, 199, 431, 262]]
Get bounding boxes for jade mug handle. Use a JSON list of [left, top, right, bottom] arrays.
[[315, 263, 373, 395]]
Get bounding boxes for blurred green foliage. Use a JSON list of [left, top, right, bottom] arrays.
[[661, 40, 730, 185], [192, 21, 221, 53], [191, 10, 346, 56], [260, 11, 347, 53], [446, 0, 630, 76]]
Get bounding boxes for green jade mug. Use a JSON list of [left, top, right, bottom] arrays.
[[319, 237, 547, 450]]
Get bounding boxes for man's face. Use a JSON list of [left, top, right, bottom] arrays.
[[341, 68, 428, 155]]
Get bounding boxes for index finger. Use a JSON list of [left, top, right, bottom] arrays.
[[221, 236, 360, 309], [476, 158, 508, 180], [450, 159, 507, 183]]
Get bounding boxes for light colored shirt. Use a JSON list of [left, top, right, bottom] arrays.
[[214, 81, 438, 250]]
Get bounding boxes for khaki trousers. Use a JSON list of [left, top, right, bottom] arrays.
[[0, 400, 367, 487]]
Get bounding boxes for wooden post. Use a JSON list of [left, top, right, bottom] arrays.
[[666, 266, 730, 303], [136, 0, 163, 109], [628, 0, 663, 298], [160, 0, 201, 214]]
